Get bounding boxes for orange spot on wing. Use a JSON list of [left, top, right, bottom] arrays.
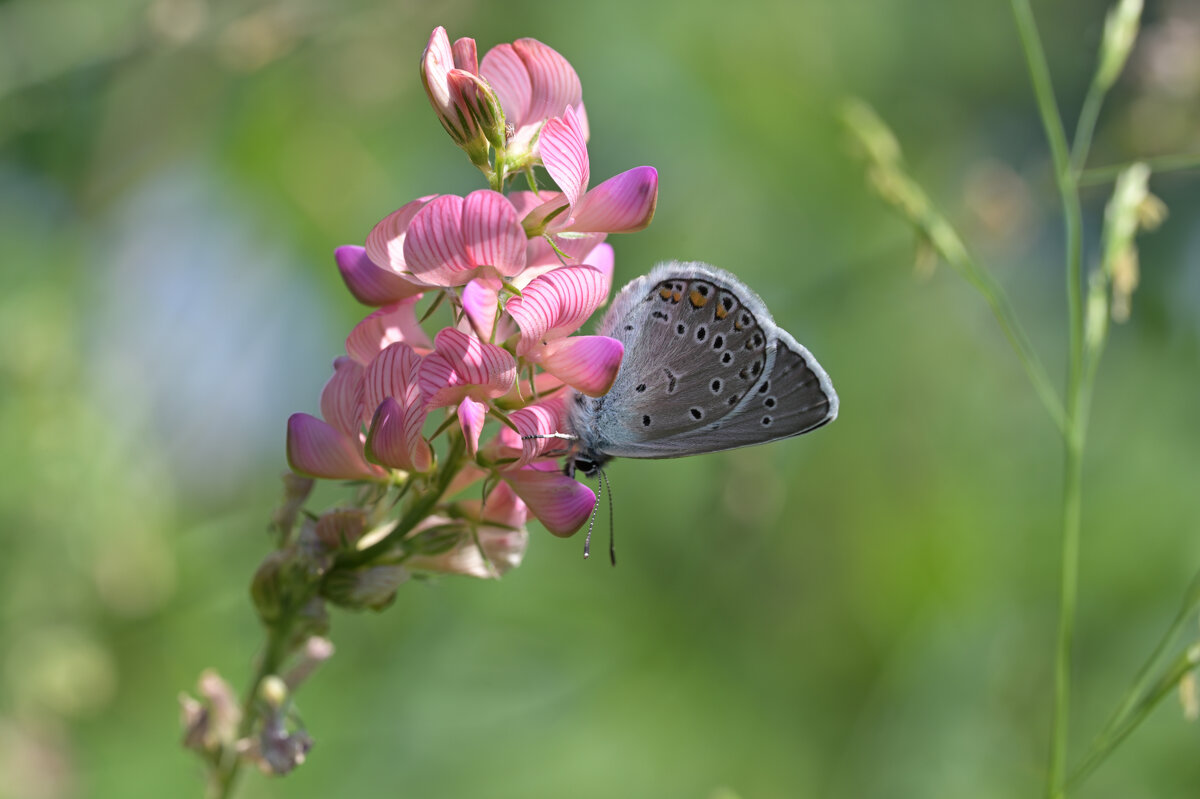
[[715, 305, 728, 320], [659, 288, 672, 300], [672, 291, 682, 302], [689, 289, 708, 307]]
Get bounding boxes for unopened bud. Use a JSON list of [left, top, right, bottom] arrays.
[[1096, 0, 1143, 91], [314, 509, 368, 550], [251, 546, 329, 626], [270, 472, 314, 540], [321, 564, 409, 611], [284, 637, 335, 691]]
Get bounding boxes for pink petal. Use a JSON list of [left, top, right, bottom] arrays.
[[364, 397, 432, 472], [420, 27, 455, 116], [320, 356, 365, 437], [457, 396, 488, 456], [513, 38, 582, 126], [419, 328, 517, 407], [461, 277, 501, 341], [402, 194, 476, 286], [520, 192, 569, 233], [568, 166, 659, 233], [346, 297, 432, 365], [505, 266, 609, 351], [452, 36, 478, 73], [365, 196, 436, 276], [287, 413, 385, 482], [505, 190, 545, 219], [480, 43, 533, 126], [480, 481, 528, 528], [538, 335, 624, 396], [462, 190, 526, 278], [540, 106, 590, 208], [508, 395, 568, 466], [520, 232, 608, 288], [503, 463, 595, 537], [363, 341, 426, 424], [581, 242, 614, 296], [336, 245, 425, 306]]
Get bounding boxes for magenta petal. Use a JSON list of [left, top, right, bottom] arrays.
[[364, 397, 432, 472], [513, 38, 582, 126], [540, 106, 590, 209], [365, 196, 435, 275], [505, 266, 609, 352], [509, 395, 568, 466], [457, 396, 488, 456], [418, 328, 517, 407], [336, 245, 424, 306], [462, 190, 526, 278], [479, 43, 532, 126], [403, 194, 476, 286], [569, 166, 659, 233], [287, 413, 385, 481], [481, 481, 528, 528], [538, 335, 624, 396], [346, 297, 432, 364], [503, 465, 595, 537], [320, 356, 365, 437]]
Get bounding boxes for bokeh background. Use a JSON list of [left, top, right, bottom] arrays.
[[2, 0, 1199, 796]]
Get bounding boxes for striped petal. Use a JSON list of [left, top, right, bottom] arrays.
[[365, 196, 435, 276], [581, 242, 614, 297], [451, 36, 478, 74], [420, 27, 456, 118], [462, 190, 526, 279], [419, 327, 517, 407], [479, 43, 532, 127], [457, 396, 488, 456], [364, 397, 432, 472], [360, 338, 427, 419], [479, 481, 528, 528], [461, 277, 501, 341], [287, 413, 385, 482], [513, 38, 582, 127], [402, 194, 475, 286], [503, 462, 595, 537], [538, 335, 624, 397], [540, 106, 590, 209], [508, 395, 568, 466], [320, 356, 365, 437], [336, 245, 424, 306], [568, 166, 659, 233], [346, 297, 431, 365], [505, 266, 609, 351]]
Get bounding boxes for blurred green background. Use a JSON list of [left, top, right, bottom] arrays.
[[2, 0, 1199, 796]]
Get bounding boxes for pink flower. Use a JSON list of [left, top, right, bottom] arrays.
[[421, 28, 505, 160], [535, 105, 659, 234], [401, 190, 528, 287], [478, 36, 584, 156], [505, 266, 623, 396], [405, 483, 530, 578], [418, 328, 517, 455], [500, 461, 596, 537]]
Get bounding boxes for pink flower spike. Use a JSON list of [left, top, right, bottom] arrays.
[[287, 413, 386, 482], [538, 335, 624, 397], [365, 196, 436, 276], [419, 327, 517, 408], [540, 106, 590, 209], [505, 266, 609, 356], [568, 166, 659, 233], [457, 397, 488, 456], [364, 397, 432, 472], [336, 245, 425, 306], [320, 356, 365, 438], [346, 297, 432, 365], [503, 463, 596, 537]]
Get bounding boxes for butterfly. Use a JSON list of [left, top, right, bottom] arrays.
[[556, 262, 838, 557]]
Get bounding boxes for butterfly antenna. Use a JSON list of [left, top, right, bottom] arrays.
[[583, 472, 602, 560], [599, 464, 615, 566]]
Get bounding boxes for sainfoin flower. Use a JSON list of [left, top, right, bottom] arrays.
[[284, 24, 659, 581]]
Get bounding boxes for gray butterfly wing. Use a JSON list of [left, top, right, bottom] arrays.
[[567, 261, 838, 459]]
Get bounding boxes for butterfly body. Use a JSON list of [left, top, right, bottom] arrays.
[[564, 262, 838, 476]]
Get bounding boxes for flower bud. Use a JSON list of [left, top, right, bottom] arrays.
[[251, 545, 330, 626], [1101, 162, 1165, 322], [313, 509, 368, 550], [270, 472, 314, 540], [321, 564, 409, 611], [1096, 0, 1143, 91]]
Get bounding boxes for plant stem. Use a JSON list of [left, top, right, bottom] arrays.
[[1011, 3, 1087, 797], [1079, 151, 1200, 186], [1069, 78, 1106, 177]]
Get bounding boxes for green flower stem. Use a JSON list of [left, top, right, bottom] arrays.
[[1079, 152, 1200, 186], [1066, 643, 1200, 793], [1011, 3, 1088, 797], [334, 432, 467, 570], [1069, 77, 1108, 177]]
